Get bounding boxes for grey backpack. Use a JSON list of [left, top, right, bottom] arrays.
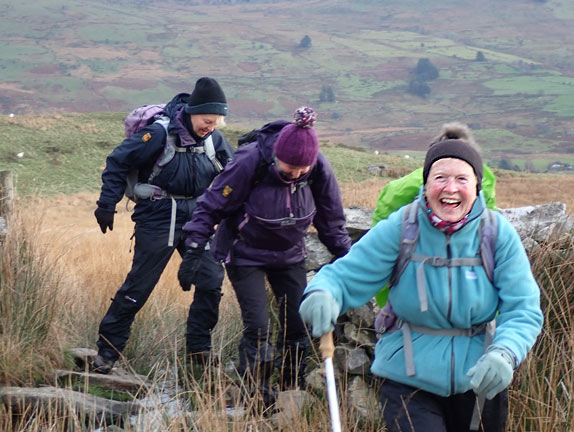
[[123, 112, 221, 203]]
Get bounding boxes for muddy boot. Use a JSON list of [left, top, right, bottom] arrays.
[[89, 353, 116, 375], [240, 360, 277, 417]]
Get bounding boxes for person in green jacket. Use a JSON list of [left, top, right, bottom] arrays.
[[371, 122, 497, 306]]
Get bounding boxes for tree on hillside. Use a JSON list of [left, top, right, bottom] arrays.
[[319, 85, 336, 102], [299, 35, 312, 49], [475, 51, 486, 62], [408, 79, 431, 98], [415, 58, 439, 81], [498, 159, 521, 171]]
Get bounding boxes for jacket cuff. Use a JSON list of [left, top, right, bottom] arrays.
[[487, 345, 518, 370], [96, 200, 116, 212]]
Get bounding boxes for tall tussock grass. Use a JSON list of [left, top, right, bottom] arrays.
[[0, 201, 66, 387], [508, 237, 574, 431], [3, 189, 574, 430]]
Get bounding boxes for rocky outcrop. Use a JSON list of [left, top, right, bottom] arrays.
[[498, 201, 574, 243]]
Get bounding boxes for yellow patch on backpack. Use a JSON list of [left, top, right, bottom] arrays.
[[222, 185, 233, 197], [142, 132, 152, 142]]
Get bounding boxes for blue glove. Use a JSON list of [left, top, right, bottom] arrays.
[[177, 247, 203, 292], [467, 345, 516, 400], [299, 290, 340, 338]]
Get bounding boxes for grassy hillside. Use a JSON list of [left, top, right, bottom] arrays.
[[0, 0, 573, 171], [0, 112, 419, 196], [4, 112, 574, 219]]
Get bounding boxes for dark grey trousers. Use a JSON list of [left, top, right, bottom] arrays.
[[96, 222, 223, 361], [379, 378, 508, 432], [225, 262, 310, 390]]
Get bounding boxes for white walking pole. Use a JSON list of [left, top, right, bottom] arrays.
[[320, 332, 342, 432]]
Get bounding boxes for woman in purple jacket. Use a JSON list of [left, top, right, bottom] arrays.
[[178, 107, 351, 408]]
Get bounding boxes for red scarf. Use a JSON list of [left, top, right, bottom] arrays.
[[425, 200, 468, 234]]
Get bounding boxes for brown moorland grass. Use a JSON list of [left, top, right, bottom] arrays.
[[30, 171, 574, 361], [31, 172, 574, 356], [2, 172, 570, 430], [339, 172, 574, 212]]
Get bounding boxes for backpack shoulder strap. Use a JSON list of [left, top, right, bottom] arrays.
[[146, 118, 223, 181], [386, 204, 498, 314], [204, 135, 223, 172], [389, 201, 419, 287], [479, 208, 498, 283], [147, 117, 177, 184]]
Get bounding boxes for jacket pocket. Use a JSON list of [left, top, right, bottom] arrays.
[[239, 211, 315, 251]]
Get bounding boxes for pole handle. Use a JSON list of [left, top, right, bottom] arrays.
[[319, 331, 335, 361]]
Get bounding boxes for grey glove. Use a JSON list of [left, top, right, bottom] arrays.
[[299, 290, 340, 338], [467, 345, 516, 399], [178, 247, 203, 292]]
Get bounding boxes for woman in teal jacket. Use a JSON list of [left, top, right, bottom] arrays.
[[300, 136, 543, 431], [371, 123, 497, 308]]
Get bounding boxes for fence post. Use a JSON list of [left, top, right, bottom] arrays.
[[0, 170, 13, 243]]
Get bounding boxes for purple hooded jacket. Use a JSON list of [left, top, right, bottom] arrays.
[[182, 120, 351, 267]]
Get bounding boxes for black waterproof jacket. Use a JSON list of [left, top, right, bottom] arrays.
[[97, 93, 234, 227]]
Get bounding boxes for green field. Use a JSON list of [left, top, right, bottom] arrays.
[[0, 112, 422, 196], [0, 0, 573, 168]]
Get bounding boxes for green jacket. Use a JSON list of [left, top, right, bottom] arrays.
[[371, 164, 497, 305]]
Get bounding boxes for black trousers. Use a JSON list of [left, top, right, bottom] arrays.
[[96, 222, 224, 361], [379, 378, 508, 432], [225, 262, 310, 389]]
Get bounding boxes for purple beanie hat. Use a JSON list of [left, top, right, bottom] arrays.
[[274, 107, 319, 166]]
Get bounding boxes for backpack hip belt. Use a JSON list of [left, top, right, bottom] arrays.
[[395, 317, 497, 431], [132, 183, 197, 248], [398, 319, 496, 377]]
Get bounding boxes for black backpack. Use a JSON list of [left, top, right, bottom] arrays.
[[236, 125, 318, 186]]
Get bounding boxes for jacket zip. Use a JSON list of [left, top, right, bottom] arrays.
[[446, 234, 456, 395], [446, 234, 453, 320], [287, 186, 294, 217]]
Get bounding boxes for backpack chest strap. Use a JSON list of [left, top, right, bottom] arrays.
[[181, 145, 204, 153], [411, 254, 483, 312]]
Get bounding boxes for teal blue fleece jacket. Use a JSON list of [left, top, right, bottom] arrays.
[[305, 188, 543, 397]]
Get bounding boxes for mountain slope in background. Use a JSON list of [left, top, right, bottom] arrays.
[[1, 0, 573, 168]]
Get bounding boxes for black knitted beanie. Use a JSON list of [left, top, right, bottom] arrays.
[[422, 139, 483, 190]]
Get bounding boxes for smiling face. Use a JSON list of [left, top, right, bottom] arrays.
[[276, 158, 312, 181], [425, 157, 478, 222], [190, 114, 219, 137]]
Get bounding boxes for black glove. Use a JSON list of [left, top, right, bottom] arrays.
[[94, 207, 116, 234], [178, 247, 203, 292]]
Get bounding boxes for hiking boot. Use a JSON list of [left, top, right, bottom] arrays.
[[185, 351, 219, 380], [89, 354, 116, 374], [240, 383, 277, 418], [187, 350, 219, 368]]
